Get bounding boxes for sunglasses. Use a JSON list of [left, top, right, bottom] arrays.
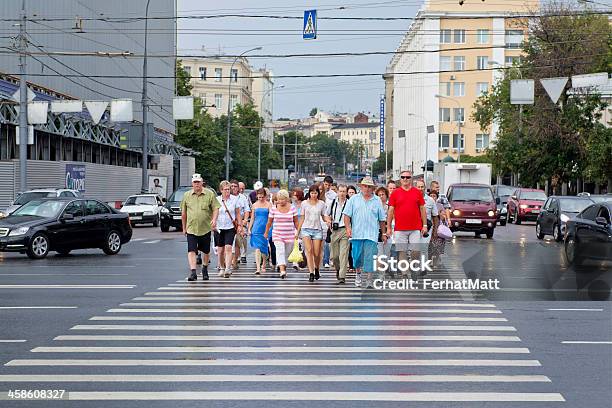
[[400, 176, 412, 180]]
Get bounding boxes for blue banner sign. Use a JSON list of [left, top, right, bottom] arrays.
[[379, 97, 385, 153], [65, 164, 86, 192]]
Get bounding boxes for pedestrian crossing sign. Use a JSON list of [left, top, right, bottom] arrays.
[[303, 9, 317, 40]]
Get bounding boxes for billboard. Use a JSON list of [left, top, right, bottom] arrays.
[[65, 164, 86, 193]]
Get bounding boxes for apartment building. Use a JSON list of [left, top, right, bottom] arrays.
[[332, 122, 381, 160], [252, 69, 275, 141], [386, 0, 538, 177]]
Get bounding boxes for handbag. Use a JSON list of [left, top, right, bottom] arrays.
[[437, 220, 453, 241], [221, 199, 238, 231], [288, 240, 304, 263]]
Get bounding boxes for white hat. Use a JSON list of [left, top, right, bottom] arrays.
[[191, 173, 203, 183], [253, 181, 263, 190]]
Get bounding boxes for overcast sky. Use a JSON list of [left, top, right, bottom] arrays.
[[177, 0, 421, 119]]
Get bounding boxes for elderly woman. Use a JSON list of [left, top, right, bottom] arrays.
[[215, 180, 242, 278], [265, 189, 298, 279], [428, 190, 447, 266]]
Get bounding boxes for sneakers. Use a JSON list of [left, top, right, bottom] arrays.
[[201, 266, 209, 281], [187, 270, 197, 282], [224, 267, 232, 278], [337, 278, 345, 284], [354, 272, 362, 287], [324, 263, 330, 268], [240, 257, 247, 264], [218, 268, 225, 277], [280, 270, 286, 279]]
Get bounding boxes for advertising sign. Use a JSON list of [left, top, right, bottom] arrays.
[[65, 164, 86, 193]]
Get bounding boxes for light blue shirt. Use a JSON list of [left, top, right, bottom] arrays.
[[343, 193, 386, 243]]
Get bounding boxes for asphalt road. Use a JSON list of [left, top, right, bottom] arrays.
[[0, 222, 610, 407]]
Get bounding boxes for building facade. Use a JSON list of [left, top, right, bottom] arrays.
[[332, 122, 381, 160], [252, 69, 275, 142], [181, 57, 254, 118], [386, 0, 538, 178]]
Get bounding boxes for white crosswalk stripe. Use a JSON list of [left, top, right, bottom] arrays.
[[0, 263, 564, 405]]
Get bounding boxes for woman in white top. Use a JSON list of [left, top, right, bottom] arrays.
[[215, 180, 242, 278], [296, 184, 330, 282]]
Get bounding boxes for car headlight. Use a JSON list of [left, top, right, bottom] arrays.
[[519, 204, 528, 209], [0, 211, 5, 218], [143, 211, 155, 216], [8, 226, 29, 236], [488, 210, 496, 217], [560, 214, 569, 223], [161, 207, 170, 214], [452, 209, 461, 217]]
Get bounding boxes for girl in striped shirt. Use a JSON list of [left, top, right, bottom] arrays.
[[264, 189, 298, 279]]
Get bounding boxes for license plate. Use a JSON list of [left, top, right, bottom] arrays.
[[131, 216, 142, 220], [173, 216, 182, 220], [466, 219, 482, 224], [532, 210, 540, 214]]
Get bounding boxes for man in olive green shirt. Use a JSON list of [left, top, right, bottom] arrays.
[[180, 174, 220, 281]]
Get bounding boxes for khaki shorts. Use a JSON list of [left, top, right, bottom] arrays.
[[393, 230, 425, 252]]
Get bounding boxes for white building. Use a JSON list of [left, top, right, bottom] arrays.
[[252, 69, 275, 141]]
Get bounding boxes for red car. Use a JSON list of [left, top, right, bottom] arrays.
[[507, 188, 547, 224], [447, 183, 499, 239]]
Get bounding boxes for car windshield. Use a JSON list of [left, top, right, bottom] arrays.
[[521, 191, 547, 201], [496, 186, 515, 197], [451, 187, 494, 202], [14, 191, 54, 205], [559, 198, 592, 213], [590, 196, 612, 203], [12, 200, 64, 218], [168, 188, 191, 203], [124, 196, 157, 206]]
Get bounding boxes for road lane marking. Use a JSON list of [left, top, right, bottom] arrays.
[[0, 306, 78, 309], [561, 341, 612, 344], [26, 391, 565, 401], [72, 324, 517, 332], [54, 335, 521, 342], [0, 285, 135, 289], [130, 298, 496, 307], [6, 359, 541, 367], [0, 340, 26, 343], [122, 302, 498, 308], [111, 307, 502, 314], [146, 291, 479, 297], [0, 374, 549, 382], [143, 240, 161, 244], [548, 308, 603, 312], [90, 316, 508, 322], [30, 346, 531, 353]]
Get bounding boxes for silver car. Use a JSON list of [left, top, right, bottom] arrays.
[[0, 188, 81, 218]]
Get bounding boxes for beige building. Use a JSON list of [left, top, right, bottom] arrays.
[[386, 0, 538, 178], [252, 69, 275, 141], [332, 122, 381, 160]]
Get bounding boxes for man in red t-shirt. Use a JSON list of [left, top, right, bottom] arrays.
[[386, 170, 428, 276]]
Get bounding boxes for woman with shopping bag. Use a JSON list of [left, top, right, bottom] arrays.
[[428, 191, 452, 266], [264, 189, 298, 279]]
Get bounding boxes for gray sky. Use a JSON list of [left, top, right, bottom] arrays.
[[177, 0, 421, 119]]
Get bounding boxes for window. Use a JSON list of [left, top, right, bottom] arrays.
[[439, 56, 451, 71], [477, 82, 489, 95], [452, 133, 465, 151], [230, 68, 238, 83], [439, 107, 450, 122], [477, 29, 489, 44], [440, 29, 451, 44], [215, 68, 222, 82], [505, 56, 521, 67], [60, 191, 76, 197], [453, 82, 465, 97], [439, 133, 450, 149], [597, 207, 610, 224], [214, 93, 223, 109], [439, 82, 451, 96], [475, 134, 490, 150], [183, 66, 191, 77], [453, 108, 465, 122], [85, 200, 109, 216], [477, 56, 489, 70], [63, 201, 84, 217], [453, 29, 465, 43], [398, 130, 406, 138], [505, 29, 523, 49], [230, 94, 238, 111], [453, 56, 465, 71], [199, 67, 207, 80]]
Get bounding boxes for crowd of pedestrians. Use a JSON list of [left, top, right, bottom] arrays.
[[180, 171, 451, 287]]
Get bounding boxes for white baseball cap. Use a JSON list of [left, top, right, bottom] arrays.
[[253, 181, 263, 190], [191, 173, 203, 183]]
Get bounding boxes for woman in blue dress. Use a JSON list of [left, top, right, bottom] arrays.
[[248, 188, 271, 275]]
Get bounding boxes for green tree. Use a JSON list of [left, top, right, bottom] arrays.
[[175, 60, 192, 97], [309, 107, 318, 117], [372, 150, 392, 177]]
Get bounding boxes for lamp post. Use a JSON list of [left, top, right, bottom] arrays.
[[435, 94, 462, 164], [141, 0, 151, 193], [258, 84, 284, 181], [407, 112, 431, 185], [225, 46, 262, 180]]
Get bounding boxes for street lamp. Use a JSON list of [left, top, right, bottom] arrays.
[[225, 46, 262, 181], [141, 0, 152, 193], [435, 94, 462, 164], [258, 84, 284, 181]]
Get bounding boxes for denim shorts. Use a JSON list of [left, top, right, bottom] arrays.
[[300, 228, 324, 240]]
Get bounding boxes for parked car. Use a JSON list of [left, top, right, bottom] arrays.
[[564, 201, 612, 265], [0, 188, 81, 218], [160, 186, 191, 232], [120, 194, 164, 227], [506, 188, 547, 224], [491, 184, 515, 226], [447, 183, 499, 239], [536, 196, 594, 241], [588, 194, 612, 204], [0, 198, 132, 259]]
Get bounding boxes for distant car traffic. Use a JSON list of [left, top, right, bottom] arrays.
[[447, 183, 499, 239], [588, 194, 612, 204], [564, 201, 612, 265], [0, 188, 81, 219], [536, 196, 594, 241], [506, 188, 547, 224], [0, 198, 131, 259], [491, 184, 514, 226], [120, 194, 164, 227]]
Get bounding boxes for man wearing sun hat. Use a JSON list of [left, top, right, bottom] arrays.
[[180, 173, 220, 282], [342, 176, 387, 288]]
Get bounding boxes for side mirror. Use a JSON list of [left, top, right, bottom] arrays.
[[61, 213, 74, 222], [595, 217, 608, 226]]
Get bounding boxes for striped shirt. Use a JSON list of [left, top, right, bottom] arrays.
[[269, 205, 297, 243]]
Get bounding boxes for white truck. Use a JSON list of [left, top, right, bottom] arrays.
[[433, 163, 493, 195]]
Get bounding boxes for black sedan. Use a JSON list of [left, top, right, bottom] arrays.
[[0, 198, 132, 259], [564, 202, 612, 266], [536, 196, 594, 241]]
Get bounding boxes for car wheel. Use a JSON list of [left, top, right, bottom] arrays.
[[552, 223, 562, 242], [26, 233, 50, 259], [535, 223, 544, 240], [153, 217, 159, 228], [565, 237, 582, 266], [160, 223, 170, 232], [486, 229, 494, 239], [475, 232, 481, 238], [102, 230, 122, 255]]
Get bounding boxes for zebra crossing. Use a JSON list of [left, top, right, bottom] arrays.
[[0, 264, 565, 405]]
